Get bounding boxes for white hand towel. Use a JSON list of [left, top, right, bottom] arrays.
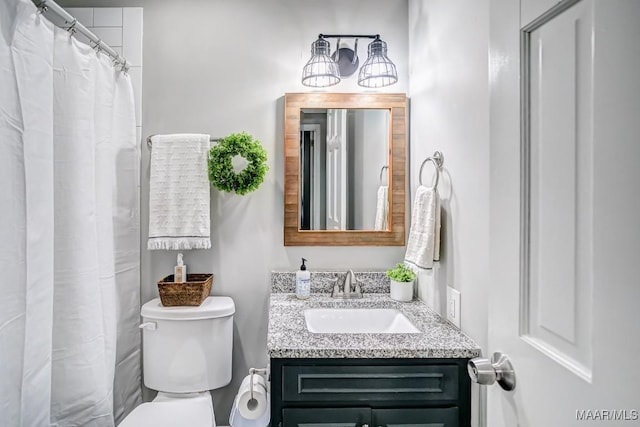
[[404, 185, 441, 269], [374, 185, 389, 231], [147, 134, 212, 250]]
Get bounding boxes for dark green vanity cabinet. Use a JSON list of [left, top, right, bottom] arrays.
[[270, 358, 471, 427]]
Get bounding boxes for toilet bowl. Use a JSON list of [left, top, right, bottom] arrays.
[[118, 392, 215, 427], [118, 297, 235, 427]]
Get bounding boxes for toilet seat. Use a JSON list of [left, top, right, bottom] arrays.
[[118, 393, 215, 427]]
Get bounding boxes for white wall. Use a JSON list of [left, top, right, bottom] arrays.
[[408, 2, 490, 424], [61, 0, 409, 423], [408, 0, 490, 350]]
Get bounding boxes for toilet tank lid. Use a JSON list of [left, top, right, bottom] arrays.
[[141, 296, 235, 320]]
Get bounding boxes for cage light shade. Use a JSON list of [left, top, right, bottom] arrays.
[[302, 38, 340, 87], [358, 38, 398, 88]]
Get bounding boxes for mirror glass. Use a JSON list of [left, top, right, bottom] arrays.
[[300, 108, 390, 231]]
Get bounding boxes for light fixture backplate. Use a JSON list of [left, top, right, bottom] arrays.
[[331, 47, 359, 77]]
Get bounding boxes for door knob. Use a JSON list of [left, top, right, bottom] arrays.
[[468, 351, 516, 391]]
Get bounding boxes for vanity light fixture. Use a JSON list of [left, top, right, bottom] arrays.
[[301, 34, 398, 88], [358, 37, 398, 88], [301, 38, 341, 88]]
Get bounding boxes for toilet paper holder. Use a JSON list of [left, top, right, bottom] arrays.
[[249, 367, 269, 400]]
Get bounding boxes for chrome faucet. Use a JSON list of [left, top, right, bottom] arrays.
[[331, 270, 363, 299]]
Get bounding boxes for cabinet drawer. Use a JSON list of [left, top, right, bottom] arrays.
[[373, 408, 459, 427], [282, 407, 370, 427], [281, 407, 459, 427], [282, 365, 459, 403]]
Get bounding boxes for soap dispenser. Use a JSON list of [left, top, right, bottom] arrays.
[[296, 258, 311, 300], [174, 253, 187, 283]]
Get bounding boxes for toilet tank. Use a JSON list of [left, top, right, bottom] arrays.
[[140, 296, 235, 393]]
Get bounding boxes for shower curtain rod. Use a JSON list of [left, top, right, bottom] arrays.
[[33, 0, 130, 72]]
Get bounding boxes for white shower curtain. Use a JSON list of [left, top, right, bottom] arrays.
[[0, 1, 141, 426]]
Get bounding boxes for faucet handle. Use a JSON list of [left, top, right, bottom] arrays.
[[325, 277, 339, 297], [331, 282, 340, 297]]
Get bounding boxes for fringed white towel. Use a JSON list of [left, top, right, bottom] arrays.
[[148, 134, 212, 250], [374, 185, 389, 231], [404, 185, 441, 269]]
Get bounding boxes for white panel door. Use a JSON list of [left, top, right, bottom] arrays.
[[487, 0, 640, 425], [326, 108, 347, 230]]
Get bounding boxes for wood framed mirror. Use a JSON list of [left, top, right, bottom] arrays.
[[284, 93, 407, 246]]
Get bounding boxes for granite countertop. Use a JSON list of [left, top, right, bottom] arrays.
[[267, 293, 481, 359]]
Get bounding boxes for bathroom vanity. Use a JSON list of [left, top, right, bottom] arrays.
[[268, 272, 481, 427], [270, 357, 469, 427]]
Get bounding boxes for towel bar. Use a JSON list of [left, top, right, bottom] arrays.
[[146, 135, 223, 150]]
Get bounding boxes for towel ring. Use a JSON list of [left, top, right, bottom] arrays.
[[419, 151, 444, 188], [379, 165, 389, 186]]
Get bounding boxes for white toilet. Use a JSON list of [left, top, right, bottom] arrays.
[[119, 296, 235, 427]]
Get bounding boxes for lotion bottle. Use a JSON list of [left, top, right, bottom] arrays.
[[174, 253, 187, 283], [296, 258, 311, 299]]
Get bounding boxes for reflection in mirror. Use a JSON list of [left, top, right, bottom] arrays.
[[300, 108, 390, 231]]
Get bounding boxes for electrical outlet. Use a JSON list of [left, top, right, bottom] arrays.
[[446, 286, 461, 328]]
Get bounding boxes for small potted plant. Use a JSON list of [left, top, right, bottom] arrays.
[[386, 263, 416, 302]]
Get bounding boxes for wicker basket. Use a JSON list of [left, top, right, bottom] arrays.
[[157, 274, 213, 307]]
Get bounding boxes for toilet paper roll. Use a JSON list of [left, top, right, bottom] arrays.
[[230, 395, 270, 427], [236, 374, 268, 420]]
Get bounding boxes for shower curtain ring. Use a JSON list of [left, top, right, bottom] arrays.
[[92, 39, 102, 53], [34, 1, 48, 14], [121, 60, 129, 73], [66, 19, 77, 35]]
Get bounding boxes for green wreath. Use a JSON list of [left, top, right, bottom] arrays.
[[208, 132, 268, 195]]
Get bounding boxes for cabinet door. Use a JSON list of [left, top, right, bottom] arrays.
[[372, 408, 459, 427], [282, 408, 371, 427]]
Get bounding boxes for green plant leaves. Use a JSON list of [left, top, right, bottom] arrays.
[[208, 132, 269, 195], [386, 263, 416, 282]]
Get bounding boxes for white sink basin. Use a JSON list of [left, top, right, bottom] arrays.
[[304, 308, 420, 334]]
